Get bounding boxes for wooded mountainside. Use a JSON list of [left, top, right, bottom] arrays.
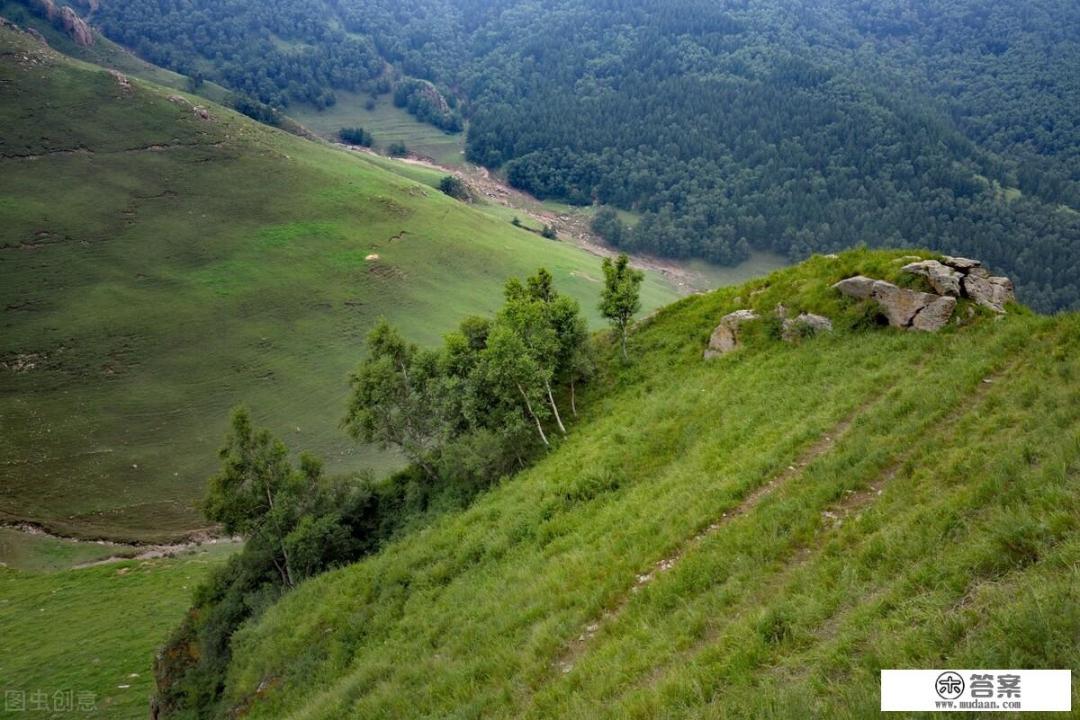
[[19, 0, 1079, 311]]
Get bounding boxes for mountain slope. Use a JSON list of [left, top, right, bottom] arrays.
[[79, 0, 1080, 311], [0, 24, 678, 543], [215, 251, 1078, 718]]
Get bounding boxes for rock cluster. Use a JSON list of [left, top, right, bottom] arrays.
[[833, 275, 957, 331], [834, 256, 1013, 332], [704, 306, 833, 358], [902, 257, 1014, 313]]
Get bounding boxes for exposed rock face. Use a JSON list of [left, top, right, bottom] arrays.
[[901, 260, 962, 297], [832, 275, 876, 300], [782, 313, 833, 341], [869, 282, 941, 327], [963, 274, 1015, 313], [834, 277, 956, 331], [704, 309, 757, 358], [911, 296, 957, 332], [59, 6, 93, 47], [903, 256, 1016, 313], [941, 256, 982, 271]]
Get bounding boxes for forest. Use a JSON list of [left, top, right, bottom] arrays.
[[77, 0, 1079, 311]]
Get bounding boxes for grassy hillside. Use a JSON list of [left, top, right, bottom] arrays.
[[0, 25, 680, 545], [213, 250, 1078, 718]]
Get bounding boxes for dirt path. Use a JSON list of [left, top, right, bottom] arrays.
[[341, 145, 715, 294], [549, 399, 876, 678], [1, 521, 239, 569]]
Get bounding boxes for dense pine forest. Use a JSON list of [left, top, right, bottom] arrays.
[[32, 0, 1079, 312]]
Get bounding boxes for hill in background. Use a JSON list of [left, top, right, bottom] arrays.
[[0, 23, 679, 543], [58, 0, 1080, 312]]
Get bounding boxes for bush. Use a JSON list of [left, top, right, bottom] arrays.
[[387, 141, 408, 157], [339, 127, 373, 147], [439, 175, 470, 201]]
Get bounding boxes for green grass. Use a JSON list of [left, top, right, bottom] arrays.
[[0, 26, 680, 545], [0, 527, 131, 572], [0, 544, 237, 719], [289, 91, 467, 167], [212, 249, 1077, 719]]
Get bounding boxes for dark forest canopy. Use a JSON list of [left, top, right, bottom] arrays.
[[71, 0, 1080, 311]]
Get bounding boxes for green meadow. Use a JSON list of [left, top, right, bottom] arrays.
[[0, 26, 680, 544], [0, 545, 236, 719], [290, 91, 467, 167], [215, 251, 1078, 718]]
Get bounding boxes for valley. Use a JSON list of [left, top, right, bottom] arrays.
[[0, 24, 698, 547]]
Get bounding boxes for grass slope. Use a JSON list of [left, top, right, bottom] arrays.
[[289, 92, 467, 167], [0, 544, 236, 719], [0, 26, 680, 544], [218, 250, 1078, 718]]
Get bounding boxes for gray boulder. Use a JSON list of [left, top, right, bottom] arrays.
[[963, 274, 1015, 313], [902, 260, 963, 297], [941, 256, 983, 271], [704, 309, 757, 359], [869, 281, 941, 328], [832, 275, 877, 300], [782, 313, 833, 341], [911, 296, 957, 332]]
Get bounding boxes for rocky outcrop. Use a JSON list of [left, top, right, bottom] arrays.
[[836, 256, 1014, 330], [834, 277, 956, 332], [704, 310, 757, 358], [59, 6, 93, 47], [782, 312, 833, 341], [902, 256, 1015, 313], [901, 260, 962, 297], [963, 274, 1015, 313]]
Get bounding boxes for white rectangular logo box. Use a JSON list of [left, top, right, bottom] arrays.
[[881, 670, 1072, 712]]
